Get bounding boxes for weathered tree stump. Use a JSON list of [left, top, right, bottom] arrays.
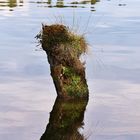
[[38, 24, 89, 99]]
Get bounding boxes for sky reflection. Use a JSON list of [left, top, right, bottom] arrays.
[[84, 79, 140, 139], [0, 0, 140, 140]]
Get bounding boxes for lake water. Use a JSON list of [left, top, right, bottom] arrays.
[[0, 0, 140, 140]]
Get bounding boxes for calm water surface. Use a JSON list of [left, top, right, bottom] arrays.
[[0, 0, 140, 140]]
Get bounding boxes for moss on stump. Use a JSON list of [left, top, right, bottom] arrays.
[[39, 24, 89, 99]]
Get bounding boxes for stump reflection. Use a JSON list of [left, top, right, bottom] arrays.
[[40, 97, 88, 140]]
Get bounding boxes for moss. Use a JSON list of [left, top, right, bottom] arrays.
[[63, 66, 75, 77], [63, 74, 88, 98], [61, 99, 87, 110], [62, 66, 88, 98]]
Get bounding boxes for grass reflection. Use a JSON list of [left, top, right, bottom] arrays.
[[0, 0, 100, 11], [91, 0, 100, 5], [29, 0, 100, 10], [56, 0, 64, 7], [0, 0, 23, 10]]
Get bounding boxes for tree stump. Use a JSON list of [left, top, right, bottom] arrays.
[[38, 24, 89, 99]]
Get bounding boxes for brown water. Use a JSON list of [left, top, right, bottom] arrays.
[[0, 0, 140, 140]]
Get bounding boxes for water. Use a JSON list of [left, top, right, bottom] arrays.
[[0, 0, 140, 139]]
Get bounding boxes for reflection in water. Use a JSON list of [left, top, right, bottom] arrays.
[[47, 0, 51, 5], [19, 0, 23, 5], [28, 0, 100, 10], [91, 0, 100, 5], [56, 0, 64, 7], [91, 0, 100, 11], [40, 97, 88, 140], [8, 0, 17, 7], [0, 0, 23, 10], [0, 0, 100, 11]]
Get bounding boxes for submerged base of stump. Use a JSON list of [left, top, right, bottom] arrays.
[[39, 24, 89, 99]]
